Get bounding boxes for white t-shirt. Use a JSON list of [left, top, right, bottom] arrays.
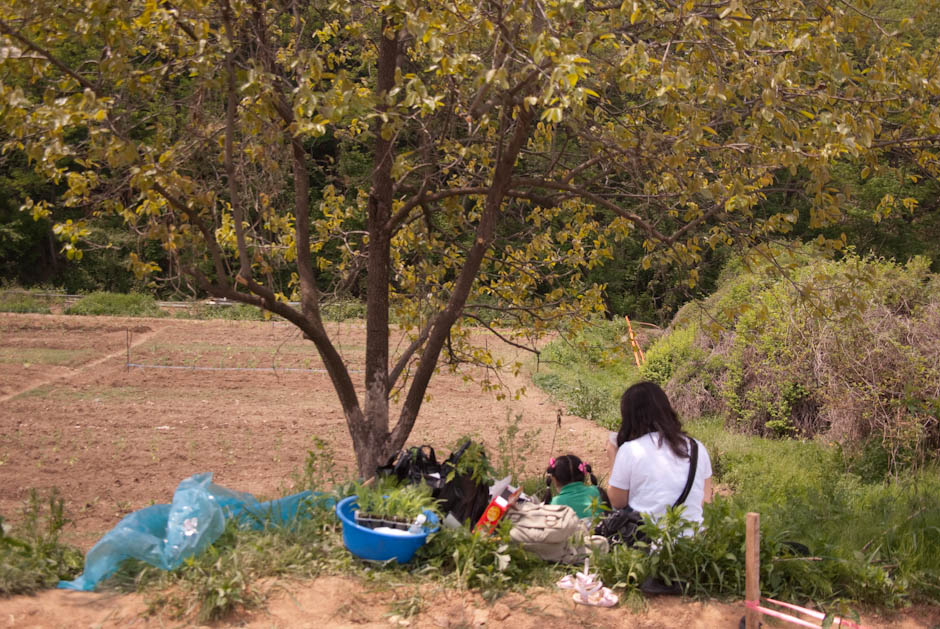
[[608, 432, 712, 524]]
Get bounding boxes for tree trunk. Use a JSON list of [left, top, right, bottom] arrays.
[[358, 19, 400, 478]]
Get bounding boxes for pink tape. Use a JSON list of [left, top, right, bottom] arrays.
[[745, 601, 820, 629], [762, 597, 826, 620], [745, 599, 868, 629]]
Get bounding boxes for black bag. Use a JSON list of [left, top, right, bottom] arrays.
[[596, 438, 699, 546], [594, 505, 645, 546], [377, 441, 490, 525], [377, 445, 445, 493], [437, 440, 491, 525]]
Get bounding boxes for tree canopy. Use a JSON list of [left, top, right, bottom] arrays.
[[1, 0, 938, 475]]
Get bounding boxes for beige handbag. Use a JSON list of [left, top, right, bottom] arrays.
[[505, 502, 609, 563]]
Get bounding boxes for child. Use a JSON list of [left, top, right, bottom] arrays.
[[545, 454, 603, 519]]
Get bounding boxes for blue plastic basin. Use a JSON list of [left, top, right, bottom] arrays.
[[335, 495, 440, 563]]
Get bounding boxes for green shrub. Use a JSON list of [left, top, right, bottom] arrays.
[[683, 416, 940, 605], [639, 324, 701, 386], [66, 291, 165, 317], [539, 318, 631, 368], [417, 520, 552, 597]]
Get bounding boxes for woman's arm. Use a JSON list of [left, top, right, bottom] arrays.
[[607, 485, 630, 510], [605, 438, 618, 470]]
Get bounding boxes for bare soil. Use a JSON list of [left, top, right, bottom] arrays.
[[0, 313, 937, 628]]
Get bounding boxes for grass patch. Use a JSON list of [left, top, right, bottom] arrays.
[[0, 290, 52, 314], [320, 299, 366, 322], [531, 318, 640, 428], [172, 298, 365, 322], [0, 347, 98, 366], [670, 416, 940, 606], [17, 385, 145, 401], [176, 303, 268, 321], [66, 292, 165, 317]]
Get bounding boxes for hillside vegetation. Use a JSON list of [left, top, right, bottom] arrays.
[[642, 248, 940, 475]]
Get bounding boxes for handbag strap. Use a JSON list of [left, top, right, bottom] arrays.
[[672, 437, 698, 507]]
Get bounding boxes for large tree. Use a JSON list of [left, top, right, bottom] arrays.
[[2, 0, 938, 476]]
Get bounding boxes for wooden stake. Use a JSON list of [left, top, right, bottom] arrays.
[[745, 512, 761, 629], [625, 315, 645, 367]]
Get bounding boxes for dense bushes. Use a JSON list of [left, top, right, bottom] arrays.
[[645, 249, 940, 472]]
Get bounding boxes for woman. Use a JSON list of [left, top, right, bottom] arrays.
[[606, 381, 712, 525]]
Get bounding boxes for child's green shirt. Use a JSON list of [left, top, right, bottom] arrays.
[[550, 482, 601, 519]]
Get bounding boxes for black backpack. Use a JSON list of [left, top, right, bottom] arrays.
[[437, 440, 491, 525], [378, 445, 446, 492], [378, 440, 491, 526]]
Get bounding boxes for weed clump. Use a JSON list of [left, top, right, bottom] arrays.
[[0, 489, 84, 595]]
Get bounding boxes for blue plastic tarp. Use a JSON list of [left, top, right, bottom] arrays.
[[59, 472, 315, 591]]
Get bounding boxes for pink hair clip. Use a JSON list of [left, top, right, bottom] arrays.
[[548, 457, 556, 467], [578, 462, 586, 473]]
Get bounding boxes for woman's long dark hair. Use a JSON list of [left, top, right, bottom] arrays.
[[617, 381, 690, 458]]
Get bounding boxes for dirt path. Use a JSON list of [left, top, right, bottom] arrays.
[[0, 314, 937, 628], [2, 575, 937, 629]]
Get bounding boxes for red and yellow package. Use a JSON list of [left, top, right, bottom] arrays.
[[474, 487, 522, 533]]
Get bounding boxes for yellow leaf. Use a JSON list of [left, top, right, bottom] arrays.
[[630, 5, 642, 24], [799, 110, 815, 120], [702, 126, 717, 135]]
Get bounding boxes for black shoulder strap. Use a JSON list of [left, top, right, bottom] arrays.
[[672, 438, 698, 507]]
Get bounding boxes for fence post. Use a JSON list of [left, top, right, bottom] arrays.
[[745, 512, 761, 629]]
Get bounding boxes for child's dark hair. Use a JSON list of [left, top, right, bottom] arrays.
[[546, 454, 598, 488]]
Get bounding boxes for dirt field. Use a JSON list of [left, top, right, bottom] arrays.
[[1, 313, 937, 628]]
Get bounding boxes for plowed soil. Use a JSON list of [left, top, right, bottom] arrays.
[[1, 313, 936, 629]]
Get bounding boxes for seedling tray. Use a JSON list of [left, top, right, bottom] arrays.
[[354, 512, 413, 531]]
